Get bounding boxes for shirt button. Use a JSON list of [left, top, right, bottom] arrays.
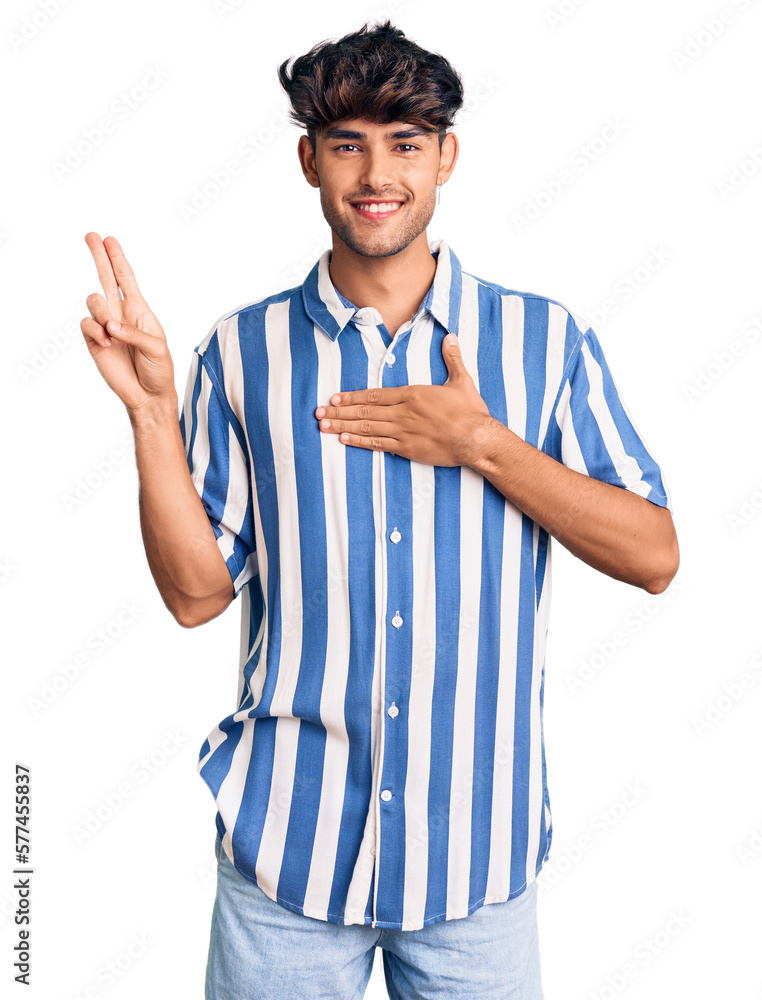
[[390, 527, 401, 543], [386, 353, 396, 366], [370, 844, 376, 856], [387, 702, 399, 718], [380, 790, 392, 802], [391, 611, 403, 629], [355, 307, 382, 325]]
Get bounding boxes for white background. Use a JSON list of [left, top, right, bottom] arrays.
[[3, 0, 762, 997]]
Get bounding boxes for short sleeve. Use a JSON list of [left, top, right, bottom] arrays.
[[546, 324, 673, 512], [179, 348, 257, 597]]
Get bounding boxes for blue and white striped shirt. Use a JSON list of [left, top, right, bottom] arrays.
[[179, 238, 672, 930]]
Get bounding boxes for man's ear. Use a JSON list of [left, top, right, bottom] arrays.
[[438, 131, 459, 185], [298, 135, 320, 189]]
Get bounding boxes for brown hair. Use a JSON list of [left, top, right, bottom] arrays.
[[277, 19, 464, 153]]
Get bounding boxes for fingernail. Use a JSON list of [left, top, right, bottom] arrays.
[[108, 320, 121, 332]]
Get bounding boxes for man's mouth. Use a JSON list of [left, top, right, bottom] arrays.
[[350, 201, 404, 219]]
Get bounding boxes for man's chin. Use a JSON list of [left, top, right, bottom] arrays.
[[331, 226, 422, 259], [347, 243, 408, 259]]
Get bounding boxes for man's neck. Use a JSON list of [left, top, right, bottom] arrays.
[[328, 232, 437, 337]]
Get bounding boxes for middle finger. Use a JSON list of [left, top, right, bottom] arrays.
[[84, 232, 122, 312], [318, 415, 397, 436]]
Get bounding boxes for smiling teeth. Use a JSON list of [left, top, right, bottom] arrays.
[[355, 203, 401, 213]]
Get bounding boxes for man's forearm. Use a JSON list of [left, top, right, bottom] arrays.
[[466, 417, 679, 593], [128, 394, 234, 626]]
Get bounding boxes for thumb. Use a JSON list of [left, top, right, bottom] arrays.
[[443, 332, 465, 377], [106, 318, 166, 359]]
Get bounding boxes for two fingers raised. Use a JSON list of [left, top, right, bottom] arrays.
[[84, 232, 143, 305]]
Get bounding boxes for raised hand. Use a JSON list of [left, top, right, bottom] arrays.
[[81, 233, 176, 412]]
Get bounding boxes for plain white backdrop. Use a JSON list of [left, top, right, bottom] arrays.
[[3, 0, 762, 997]]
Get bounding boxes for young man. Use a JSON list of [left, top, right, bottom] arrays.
[[81, 19, 678, 1000]]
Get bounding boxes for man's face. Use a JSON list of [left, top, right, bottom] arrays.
[[304, 118, 445, 259]]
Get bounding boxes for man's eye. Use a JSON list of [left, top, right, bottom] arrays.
[[333, 144, 419, 152]]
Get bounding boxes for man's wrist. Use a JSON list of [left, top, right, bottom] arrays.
[[463, 414, 514, 474], [127, 392, 180, 433]]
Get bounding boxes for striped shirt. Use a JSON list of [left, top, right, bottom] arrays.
[[179, 238, 672, 931]]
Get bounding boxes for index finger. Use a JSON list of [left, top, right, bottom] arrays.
[[326, 386, 406, 407], [84, 231, 122, 310]]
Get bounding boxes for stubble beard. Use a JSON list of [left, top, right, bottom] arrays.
[[319, 187, 436, 259]]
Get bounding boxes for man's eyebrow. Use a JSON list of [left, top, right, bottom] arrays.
[[321, 125, 433, 141]]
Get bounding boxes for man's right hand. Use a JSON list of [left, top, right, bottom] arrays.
[[81, 231, 234, 626], [81, 233, 176, 413]]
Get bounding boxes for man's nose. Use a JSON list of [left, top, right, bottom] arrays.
[[357, 150, 396, 192]]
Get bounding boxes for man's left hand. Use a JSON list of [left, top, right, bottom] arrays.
[[314, 333, 495, 467]]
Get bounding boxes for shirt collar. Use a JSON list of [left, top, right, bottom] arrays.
[[301, 238, 462, 340]]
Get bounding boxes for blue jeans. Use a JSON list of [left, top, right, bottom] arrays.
[[205, 831, 545, 999]]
